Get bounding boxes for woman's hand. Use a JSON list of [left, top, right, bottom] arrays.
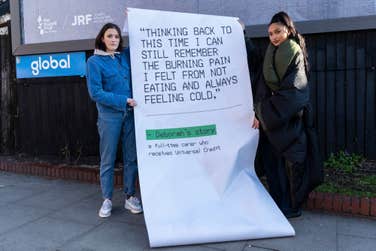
[[127, 98, 137, 107], [252, 118, 259, 129]]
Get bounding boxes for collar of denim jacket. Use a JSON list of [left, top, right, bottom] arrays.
[[94, 49, 120, 58]]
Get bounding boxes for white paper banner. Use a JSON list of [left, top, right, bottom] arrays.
[[128, 8, 294, 247]]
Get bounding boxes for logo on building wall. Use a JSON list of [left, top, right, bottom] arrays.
[[16, 52, 86, 79], [37, 15, 57, 35], [30, 55, 71, 76], [72, 14, 93, 26], [71, 12, 114, 27]]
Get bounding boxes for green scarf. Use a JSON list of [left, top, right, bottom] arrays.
[[263, 39, 301, 91]]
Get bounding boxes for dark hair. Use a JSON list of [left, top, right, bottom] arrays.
[[269, 11, 309, 72], [95, 23, 123, 52]]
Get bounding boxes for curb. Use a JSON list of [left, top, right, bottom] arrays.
[[303, 191, 375, 218], [0, 158, 375, 218], [0, 158, 123, 187]]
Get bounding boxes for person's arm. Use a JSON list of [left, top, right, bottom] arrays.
[[86, 58, 129, 112], [122, 48, 137, 107]]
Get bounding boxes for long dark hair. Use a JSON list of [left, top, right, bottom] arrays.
[[269, 11, 309, 72], [94, 23, 123, 52]]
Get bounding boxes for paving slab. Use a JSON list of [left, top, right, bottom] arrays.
[[48, 195, 107, 226], [1, 171, 375, 251], [49, 180, 100, 193], [59, 221, 149, 251], [336, 215, 376, 239], [111, 209, 146, 226], [14, 185, 97, 210], [246, 211, 337, 251], [243, 244, 279, 251], [0, 217, 95, 251], [0, 172, 37, 185], [0, 203, 52, 235], [202, 241, 248, 251], [0, 185, 46, 205], [150, 245, 224, 251], [337, 234, 376, 251]]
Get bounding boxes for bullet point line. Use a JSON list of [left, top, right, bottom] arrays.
[[146, 104, 242, 117]]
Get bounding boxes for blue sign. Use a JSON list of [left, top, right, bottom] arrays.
[[16, 52, 86, 78]]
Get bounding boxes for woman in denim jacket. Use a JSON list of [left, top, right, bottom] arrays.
[[86, 23, 142, 217]]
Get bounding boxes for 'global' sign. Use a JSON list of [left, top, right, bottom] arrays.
[[30, 55, 71, 76], [16, 52, 86, 78]]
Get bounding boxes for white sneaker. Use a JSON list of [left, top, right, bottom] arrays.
[[125, 196, 143, 214], [99, 199, 112, 218]]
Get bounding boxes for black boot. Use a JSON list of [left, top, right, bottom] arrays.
[[283, 207, 302, 218]]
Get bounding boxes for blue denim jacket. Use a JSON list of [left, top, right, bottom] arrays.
[[86, 48, 132, 114]]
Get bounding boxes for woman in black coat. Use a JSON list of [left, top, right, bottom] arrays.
[[253, 12, 323, 218]]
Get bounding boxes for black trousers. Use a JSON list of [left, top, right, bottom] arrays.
[[256, 131, 303, 212]]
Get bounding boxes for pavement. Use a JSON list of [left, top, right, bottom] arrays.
[[0, 171, 375, 251]]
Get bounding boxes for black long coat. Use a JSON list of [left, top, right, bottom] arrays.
[[253, 50, 323, 207]]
